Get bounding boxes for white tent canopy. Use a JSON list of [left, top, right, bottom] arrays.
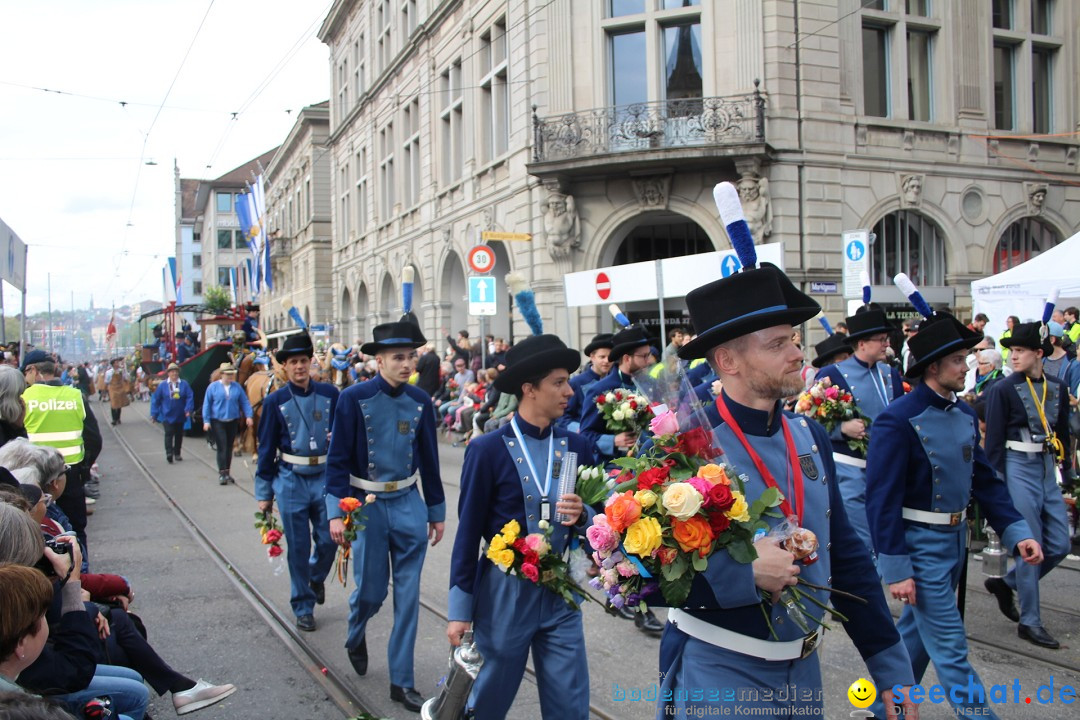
[[971, 231, 1080, 337]]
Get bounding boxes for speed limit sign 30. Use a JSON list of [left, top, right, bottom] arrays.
[[467, 245, 496, 274]]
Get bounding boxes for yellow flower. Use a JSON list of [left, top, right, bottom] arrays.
[[623, 516, 663, 557], [488, 534, 506, 553], [501, 519, 521, 542], [634, 490, 658, 509], [496, 549, 515, 568], [725, 491, 750, 522], [661, 482, 703, 520]]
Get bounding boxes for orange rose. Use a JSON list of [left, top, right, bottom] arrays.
[[339, 497, 362, 513], [604, 490, 642, 533], [671, 516, 715, 557], [697, 464, 731, 486]]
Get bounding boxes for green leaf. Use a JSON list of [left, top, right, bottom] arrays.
[[691, 552, 708, 572], [727, 540, 757, 564], [661, 573, 693, 607], [758, 487, 783, 508], [661, 553, 688, 581]]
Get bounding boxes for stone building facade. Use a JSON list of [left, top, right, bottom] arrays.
[[318, 0, 1080, 348], [262, 102, 336, 334]]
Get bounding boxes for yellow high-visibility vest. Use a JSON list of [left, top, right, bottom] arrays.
[[23, 384, 86, 464]]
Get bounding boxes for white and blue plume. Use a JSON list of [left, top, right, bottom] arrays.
[[401, 266, 414, 316], [1042, 287, 1059, 325], [280, 295, 308, 331], [860, 271, 872, 306], [608, 304, 631, 329], [894, 273, 934, 320], [506, 272, 543, 336], [818, 316, 834, 336], [713, 182, 756, 269]]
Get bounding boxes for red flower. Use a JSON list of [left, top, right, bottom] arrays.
[[655, 546, 678, 566], [676, 427, 720, 459], [614, 390, 623, 401], [705, 483, 736, 511], [813, 397, 823, 406], [636, 465, 670, 491], [629, 400, 638, 410], [513, 538, 529, 553], [596, 397, 605, 406], [268, 544, 284, 558], [264, 529, 283, 544], [523, 549, 539, 566], [708, 511, 731, 536], [521, 562, 539, 583]]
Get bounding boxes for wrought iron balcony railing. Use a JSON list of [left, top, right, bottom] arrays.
[[532, 83, 765, 163]]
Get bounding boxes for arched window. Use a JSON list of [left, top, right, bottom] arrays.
[[994, 217, 1059, 273], [869, 209, 947, 286]]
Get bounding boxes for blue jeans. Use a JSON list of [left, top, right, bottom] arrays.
[[53, 664, 148, 720]]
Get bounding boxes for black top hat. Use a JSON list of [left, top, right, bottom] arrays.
[[174, 331, 186, 339], [583, 333, 615, 357], [494, 334, 581, 394], [609, 327, 652, 363], [843, 305, 893, 342], [811, 334, 852, 369], [904, 312, 983, 378], [245, 303, 260, 312], [678, 264, 820, 360], [276, 332, 315, 364], [1000, 321, 1052, 357], [360, 321, 427, 355]]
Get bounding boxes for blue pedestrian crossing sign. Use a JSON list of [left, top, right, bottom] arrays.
[[721, 254, 742, 277], [468, 276, 497, 316]]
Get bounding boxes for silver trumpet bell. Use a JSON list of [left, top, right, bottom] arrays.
[[421, 630, 485, 720]]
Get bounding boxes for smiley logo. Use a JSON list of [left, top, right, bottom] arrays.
[[847, 678, 876, 709]]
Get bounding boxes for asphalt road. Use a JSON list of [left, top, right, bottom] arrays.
[[89, 397, 1080, 719]]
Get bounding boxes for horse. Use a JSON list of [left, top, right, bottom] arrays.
[[323, 343, 353, 390], [242, 357, 285, 458]]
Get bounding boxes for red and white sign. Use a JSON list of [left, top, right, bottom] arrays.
[[595, 272, 611, 300], [467, 245, 496, 274]]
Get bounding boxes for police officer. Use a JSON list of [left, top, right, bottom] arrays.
[[656, 183, 916, 719], [22, 348, 102, 551], [202, 363, 253, 485], [557, 333, 613, 433], [255, 333, 339, 633], [447, 333, 596, 719], [324, 318, 444, 713], [866, 310, 1042, 719], [984, 320, 1073, 649], [150, 362, 193, 463], [814, 293, 904, 553]]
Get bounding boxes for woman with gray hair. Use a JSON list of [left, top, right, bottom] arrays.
[[0, 364, 27, 447], [0, 439, 74, 545], [974, 348, 1005, 397]]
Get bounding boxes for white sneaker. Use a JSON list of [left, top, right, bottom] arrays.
[[172, 679, 237, 715], [84, 497, 96, 505]]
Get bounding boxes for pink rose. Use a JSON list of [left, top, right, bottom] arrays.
[[524, 533, 550, 556], [601, 568, 619, 587], [520, 562, 539, 583], [649, 410, 679, 437], [616, 559, 639, 577], [587, 522, 620, 554], [264, 528, 283, 544], [686, 476, 713, 501], [824, 386, 839, 400], [268, 545, 283, 558]]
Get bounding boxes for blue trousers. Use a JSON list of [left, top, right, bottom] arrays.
[[834, 461, 873, 555], [870, 525, 998, 719], [1003, 453, 1070, 627], [346, 486, 427, 687], [274, 468, 336, 618], [657, 633, 822, 719], [53, 664, 148, 720], [469, 563, 589, 720]]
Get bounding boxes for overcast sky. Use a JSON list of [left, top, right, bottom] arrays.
[[0, 0, 331, 316]]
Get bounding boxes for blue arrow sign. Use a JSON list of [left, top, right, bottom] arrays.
[[721, 255, 742, 277], [468, 277, 497, 316]]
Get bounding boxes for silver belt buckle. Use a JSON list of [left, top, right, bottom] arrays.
[[383, 480, 398, 492], [800, 630, 822, 659]]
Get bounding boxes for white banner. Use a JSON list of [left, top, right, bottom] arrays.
[[0, 217, 28, 291]]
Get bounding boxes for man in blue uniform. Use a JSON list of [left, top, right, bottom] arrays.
[[810, 331, 850, 371], [255, 333, 339, 633], [325, 319, 445, 712], [557, 332, 613, 433], [241, 303, 260, 343], [815, 302, 904, 553], [150, 362, 193, 463], [866, 311, 1041, 719], [983, 321, 1073, 649], [656, 182, 916, 719], [176, 333, 196, 364], [579, 325, 652, 462], [447, 333, 596, 720]]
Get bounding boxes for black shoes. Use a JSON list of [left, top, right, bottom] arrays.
[[984, 577, 1019, 622], [175, 455, 183, 462], [166, 456, 173, 464], [635, 609, 663, 635], [310, 580, 325, 605], [218, 474, 228, 486], [296, 615, 316, 632], [1018, 624, 1060, 649], [390, 685, 425, 713], [348, 637, 368, 676]]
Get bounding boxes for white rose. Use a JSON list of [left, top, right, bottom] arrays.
[[620, 402, 632, 414], [612, 409, 625, 421], [605, 392, 616, 403]]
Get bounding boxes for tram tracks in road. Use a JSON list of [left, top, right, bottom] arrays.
[[110, 408, 624, 720]]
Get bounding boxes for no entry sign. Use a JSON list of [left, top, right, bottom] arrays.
[[595, 272, 611, 300]]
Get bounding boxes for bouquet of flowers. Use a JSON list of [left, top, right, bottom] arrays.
[[335, 494, 375, 585], [254, 511, 285, 576], [794, 377, 870, 454], [576, 463, 616, 506], [595, 388, 653, 434], [486, 519, 591, 610]]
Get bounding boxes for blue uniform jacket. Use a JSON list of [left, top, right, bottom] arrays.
[[579, 368, 637, 459], [324, 374, 445, 523], [176, 342, 195, 363], [242, 316, 259, 342], [202, 380, 253, 422], [659, 392, 914, 689], [556, 366, 602, 432], [984, 371, 1071, 474], [255, 380, 340, 482], [866, 382, 1032, 583], [448, 416, 598, 622], [150, 379, 194, 424], [816, 355, 905, 459]]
